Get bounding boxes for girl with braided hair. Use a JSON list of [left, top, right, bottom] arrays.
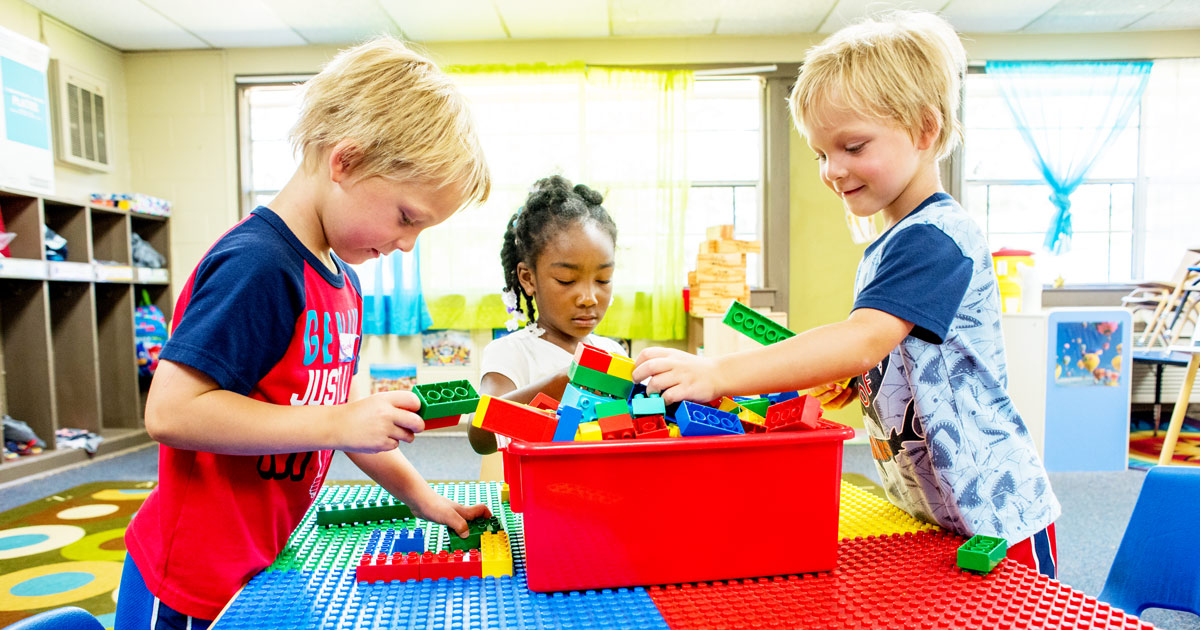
[[467, 175, 625, 461]]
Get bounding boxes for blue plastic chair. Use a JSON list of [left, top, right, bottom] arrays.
[[1, 606, 103, 630], [1100, 466, 1200, 616]]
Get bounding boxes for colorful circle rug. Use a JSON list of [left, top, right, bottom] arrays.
[[0, 481, 154, 629]]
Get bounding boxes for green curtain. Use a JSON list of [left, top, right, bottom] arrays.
[[419, 63, 691, 339]]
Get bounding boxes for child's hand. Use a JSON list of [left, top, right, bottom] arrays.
[[336, 391, 425, 453], [809, 378, 858, 410], [410, 490, 492, 538], [633, 347, 721, 405]]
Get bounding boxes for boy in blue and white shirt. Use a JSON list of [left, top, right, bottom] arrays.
[[633, 11, 1060, 577]]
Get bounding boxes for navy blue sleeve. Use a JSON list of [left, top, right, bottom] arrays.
[[853, 224, 972, 344], [160, 227, 306, 395]]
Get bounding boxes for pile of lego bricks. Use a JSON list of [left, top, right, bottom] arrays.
[[472, 340, 823, 445]]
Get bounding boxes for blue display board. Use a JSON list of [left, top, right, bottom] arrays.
[[0, 25, 53, 194], [1043, 310, 1132, 471]]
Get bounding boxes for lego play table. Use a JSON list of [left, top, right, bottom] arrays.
[[214, 482, 1153, 630]]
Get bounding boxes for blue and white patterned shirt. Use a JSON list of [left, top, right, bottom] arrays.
[[853, 192, 1060, 542]]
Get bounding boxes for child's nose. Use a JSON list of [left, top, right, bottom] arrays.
[[577, 285, 599, 306]]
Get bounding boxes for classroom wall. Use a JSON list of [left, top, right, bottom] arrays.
[[0, 0, 130, 199]]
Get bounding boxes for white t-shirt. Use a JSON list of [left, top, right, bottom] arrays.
[[479, 327, 627, 446]]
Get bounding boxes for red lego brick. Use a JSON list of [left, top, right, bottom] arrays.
[[529, 392, 560, 411], [648, 530, 1153, 630], [573, 342, 612, 372], [422, 414, 460, 430], [633, 414, 667, 437], [765, 394, 822, 432], [598, 413, 636, 440], [420, 549, 482, 580], [473, 395, 558, 442], [356, 551, 420, 583]]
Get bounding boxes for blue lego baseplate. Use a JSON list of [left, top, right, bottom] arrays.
[[222, 482, 669, 629]]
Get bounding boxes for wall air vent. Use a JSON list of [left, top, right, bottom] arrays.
[[49, 59, 111, 172]]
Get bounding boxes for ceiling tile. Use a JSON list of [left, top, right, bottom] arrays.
[[819, 0, 946, 33], [939, 0, 1061, 33], [1123, 0, 1200, 30], [1023, 0, 1173, 32], [495, 0, 608, 38], [378, 0, 508, 41], [715, 0, 836, 35], [142, 0, 305, 48], [257, 0, 401, 45], [611, 0, 719, 36], [23, 0, 210, 50]]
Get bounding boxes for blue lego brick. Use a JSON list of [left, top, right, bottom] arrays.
[[767, 390, 800, 405], [560, 382, 618, 423], [626, 381, 648, 402], [554, 404, 583, 442], [392, 528, 425, 554], [630, 393, 666, 417], [675, 401, 745, 437]]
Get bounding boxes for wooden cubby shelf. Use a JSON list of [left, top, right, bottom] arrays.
[[0, 185, 171, 484]]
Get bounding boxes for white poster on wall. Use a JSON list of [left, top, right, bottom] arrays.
[[0, 24, 54, 195]]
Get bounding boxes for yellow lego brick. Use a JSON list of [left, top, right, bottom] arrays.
[[471, 395, 493, 428], [500, 483, 509, 504], [481, 531, 513, 578], [606, 354, 635, 381], [575, 421, 602, 441], [837, 481, 939, 540], [667, 422, 680, 438], [718, 397, 742, 414], [737, 407, 765, 426]]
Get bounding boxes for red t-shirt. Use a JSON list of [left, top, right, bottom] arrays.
[[125, 207, 362, 619]]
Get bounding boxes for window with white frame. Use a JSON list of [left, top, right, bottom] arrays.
[[963, 61, 1200, 286], [685, 76, 763, 287], [238, 73, 765, 289], [962, 71, 1138, 285]]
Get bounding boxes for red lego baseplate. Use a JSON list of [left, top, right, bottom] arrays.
[[648, 530, 1154, 630]]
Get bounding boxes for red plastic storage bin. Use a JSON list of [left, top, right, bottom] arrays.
[[505, 419, 854, 592]]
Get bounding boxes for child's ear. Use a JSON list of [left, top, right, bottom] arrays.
[[328, 140, 362, 183], [516, 261, 536, 296], [917, 107, 941, 152]]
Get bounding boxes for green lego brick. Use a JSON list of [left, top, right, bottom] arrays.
[[315, 497, 413, 527], [723, 300, 795, 345], [957, 534, 1007, 573], [739, 397, 770, 417], [595, 399, 631, 419], [568, 362, 633, 398], [413, 379, 480, 419], [445, 515, 504, 552]]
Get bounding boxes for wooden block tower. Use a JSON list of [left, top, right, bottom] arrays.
[[687, 224, 761, 316]]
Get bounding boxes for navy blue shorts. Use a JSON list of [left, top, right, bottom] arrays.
[[113, 555, 213, 630]]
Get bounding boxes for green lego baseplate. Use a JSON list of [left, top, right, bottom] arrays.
[[956, 534, 1007, 573], [413, 380, 481, 419], [723, 300, 796, 345], [269, 482, 520, 573]]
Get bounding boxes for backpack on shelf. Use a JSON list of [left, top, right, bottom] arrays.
[[135, 290, 168, 383]]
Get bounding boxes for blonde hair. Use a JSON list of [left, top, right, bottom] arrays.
[[291, 36, 490, 207], [789, 10, 966, 162]]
